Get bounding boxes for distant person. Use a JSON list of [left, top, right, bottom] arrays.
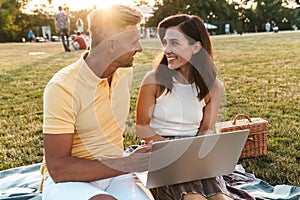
[[271, 21, 279, 33], [71, 32, 87, 50], [292, 24, 298, 30], [28, 29, 35, 43], [54, 6, 71, 52], [85, 30, 91, 48], [76, 18, 84, 33], [45, 32, 50, 42], [265, 22, 271, 32]]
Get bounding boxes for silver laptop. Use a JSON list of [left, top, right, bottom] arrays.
[[136, 129, 249, 188]]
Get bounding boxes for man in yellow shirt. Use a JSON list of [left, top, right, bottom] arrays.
[[41, 5, 153, 200]]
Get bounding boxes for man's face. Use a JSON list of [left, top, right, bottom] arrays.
[[111, 26, 142, 68]]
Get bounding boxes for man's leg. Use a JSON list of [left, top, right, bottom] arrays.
[[106, 174, 154, 200], [61, 34, 67, 51], [183, 194, 207, 200], [60, 31, 70, 52], [208, 193, 232, 200], [65, 32, 70, 48], [72, 43, 80, 50], [42, 176, 109, 200]]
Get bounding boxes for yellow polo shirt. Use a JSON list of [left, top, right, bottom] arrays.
[[40, 52, 133, 185]]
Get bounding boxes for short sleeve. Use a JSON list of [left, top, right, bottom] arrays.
[[43, 82, 75, 134]]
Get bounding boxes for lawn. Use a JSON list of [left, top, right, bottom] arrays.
[[0, 31, 299, 186]]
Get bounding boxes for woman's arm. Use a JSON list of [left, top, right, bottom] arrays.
[[136, 71, 166, 143], [198, 78, 224, 135]]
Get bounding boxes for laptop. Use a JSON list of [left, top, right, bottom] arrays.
[[135, 129, 249, 188]]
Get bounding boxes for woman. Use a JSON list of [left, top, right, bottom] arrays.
[[76, 18, 84, 33], [136, 14, 231, 200]]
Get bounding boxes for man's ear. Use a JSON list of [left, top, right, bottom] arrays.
[[192, 41, 202, 54]]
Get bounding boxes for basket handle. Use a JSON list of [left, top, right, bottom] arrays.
[[232, 114, 252, 125]]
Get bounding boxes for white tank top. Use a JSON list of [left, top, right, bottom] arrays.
[[150, 79, 206, 137]]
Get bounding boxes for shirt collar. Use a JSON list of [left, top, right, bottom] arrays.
[[78, 52, 105, 87], [77, 52, 132, 87]]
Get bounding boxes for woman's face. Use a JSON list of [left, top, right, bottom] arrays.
[[162, 26, 196, 70]]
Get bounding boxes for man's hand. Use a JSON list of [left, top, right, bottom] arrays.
[[100, 142, 152, 173]]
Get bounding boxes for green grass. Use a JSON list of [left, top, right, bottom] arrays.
[[0, 31, 299, 186]]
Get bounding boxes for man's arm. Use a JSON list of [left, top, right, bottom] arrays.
[[71, 37, 77, 45], [54, 16, 58, 33], [44, 133, 151, 183], [67, 14, 70, 30]]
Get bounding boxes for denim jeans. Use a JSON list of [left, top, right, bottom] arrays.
[[59, 28, 70, 51]]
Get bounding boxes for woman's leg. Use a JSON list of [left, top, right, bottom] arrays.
[[208, 193, 233, 200], [89, 194, 117, 200], [182, 193, 207, 200]]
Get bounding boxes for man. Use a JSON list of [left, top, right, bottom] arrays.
[[28, 29, 35, 43], [54, 6, 71, 52], [72, 32, 88, 50], [41, 5, 153, 200]]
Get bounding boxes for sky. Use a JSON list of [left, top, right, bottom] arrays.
[[22, 0, 300, 13], [55, 0, 134, 10], [25, 0, 156, 12]]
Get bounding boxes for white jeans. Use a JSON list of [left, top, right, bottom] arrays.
[[42, 174, 153, 200]]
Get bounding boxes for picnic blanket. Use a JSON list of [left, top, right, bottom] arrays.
[[0, 163, 299, 200], [223, 165, 300, 200], [0, 163, 41, 200]]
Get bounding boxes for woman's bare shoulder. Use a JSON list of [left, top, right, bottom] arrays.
[[213, 78, 225, 92], [141, 70, 157, 86]]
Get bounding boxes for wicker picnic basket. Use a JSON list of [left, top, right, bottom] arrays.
[[215, 114, 269, 159]]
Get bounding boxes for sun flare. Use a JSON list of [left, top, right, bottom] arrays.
[[52, 0, 135, 11]]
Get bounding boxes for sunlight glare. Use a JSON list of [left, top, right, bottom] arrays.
[[51, 0, 135, 11], [96, 0, 135, 9]]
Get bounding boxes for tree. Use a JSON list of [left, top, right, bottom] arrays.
[[146, 0, 189, 27], [134, 0, 150, 6], [0, 0, 24, 42], [69, 9, 92, 34], [255, 0, 297, 31], [146, 0, 240, 34], [147, 0, 298, 34]]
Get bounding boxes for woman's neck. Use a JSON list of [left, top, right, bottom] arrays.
[[175, 64, 193, 84]]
